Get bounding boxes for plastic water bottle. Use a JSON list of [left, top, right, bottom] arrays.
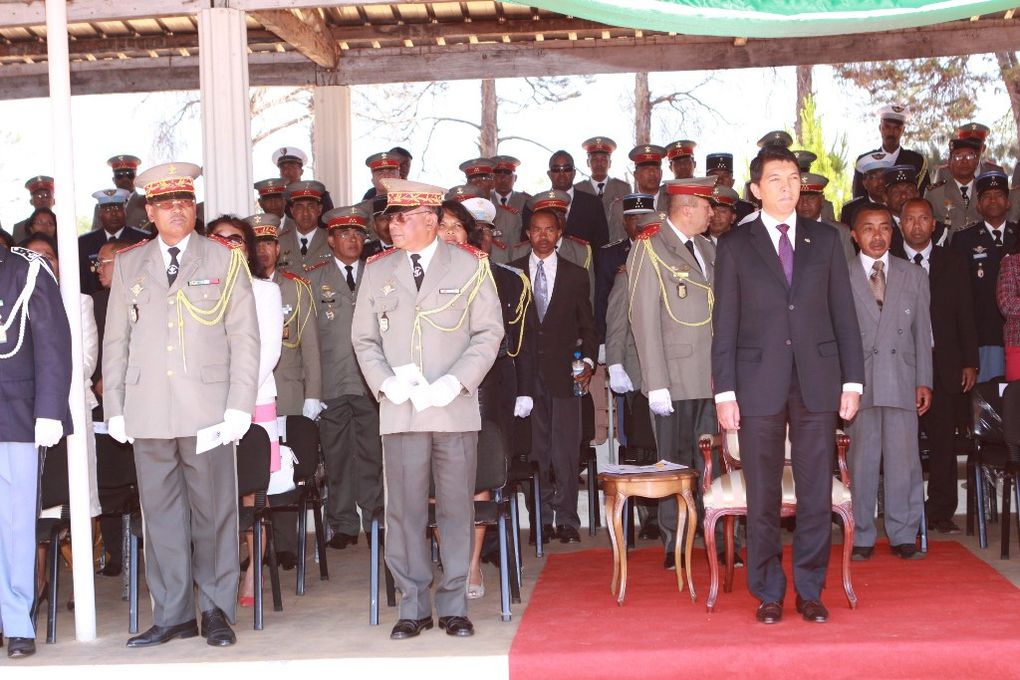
[[571, 351, 587, 397]]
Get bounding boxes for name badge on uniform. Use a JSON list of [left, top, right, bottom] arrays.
[[188, 279, 220, 286], [973, 252, 988, 260], [380, 312, 390, 333], [440, 288, 460, 295]]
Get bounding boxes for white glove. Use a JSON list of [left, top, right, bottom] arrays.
[[427, 374, 463, 408], [381, 376, 412, 405], [648, 388, 675, 417], [220, 409, 252, 445], [514, 396, 534, 418], [597, 344, 606, 365], [608, 364, 634, 394], [107, 415, 133, 444], [302, 398, 326, 420], [34, 418, 63, 448]]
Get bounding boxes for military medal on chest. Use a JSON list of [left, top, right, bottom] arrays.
[[674, 268, 690, 299], [380, 312, 389, 333]]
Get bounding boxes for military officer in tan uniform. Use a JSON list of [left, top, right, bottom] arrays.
[[460, 157, 522, 252], [797, 173, 857, 263], [250, 212, 323, 568], [665, 139, 698, 180], [924, 137, 983, 233], [254, 178, 296, 234], [626, 177, 718, 568], [103, 162, 260, 647], [305, 206, 384, 549], [511, 191, 595, 302], [574, 136, 630, 220], [491, 155, 530, 245], [607, 145, 669, 243], [352, 179, 503, 640], [278, 180, 331, 272]]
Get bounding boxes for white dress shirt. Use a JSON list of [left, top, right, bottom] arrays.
[[859, 250, 891, 279], [666, 218, 707, 274], [252, 278, 283, 404], [158, 232, 191, 269], [296, 226, 320, 251], [335, 257, 360, 281], [903, 241, 933, 274]]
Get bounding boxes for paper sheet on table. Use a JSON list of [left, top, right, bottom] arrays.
[[601, 460, 688, 475], [393, 363, 432, 412], [196, 421, 227, 454]]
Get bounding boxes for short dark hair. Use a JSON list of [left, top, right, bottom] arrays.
[[27, 207, 57, 230], [851, 202, 894, 230], [389, 146, 412, 160], [548, 150, 575, 168], [749, 146, 798, 185], [440, 200, 476, 233], [207, 214, 266, 279], [900, 197, 934, 217], [0, 230, 14, 249], [526, 208, 566, 233], [19, 231, 58, 256]]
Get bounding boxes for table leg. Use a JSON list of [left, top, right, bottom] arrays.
[[673, 491, 686, 596], [605, 490, 620, 597], [614, 491, 629, 605], [681, 488, 697, 602]]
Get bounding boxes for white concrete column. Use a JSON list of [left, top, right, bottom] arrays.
[[198, 7, 253, 219], [312, 85, 352, 206], [46, 0, 96, 642]]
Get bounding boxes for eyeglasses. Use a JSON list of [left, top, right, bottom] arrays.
[[390, 209, 432, 224], [549, 165, 574, 173], [332, 230, 365, 240], [152, 199, 195, 211], [950, 153, 978, 162]]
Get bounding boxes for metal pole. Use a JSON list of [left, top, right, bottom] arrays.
[[45, 0, 97, 642]]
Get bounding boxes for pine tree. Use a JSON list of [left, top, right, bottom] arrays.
[[792, 95, 851, 214]]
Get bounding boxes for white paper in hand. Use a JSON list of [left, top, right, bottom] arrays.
[[197, 421, 228, 454], [394, 363, 432, 412]]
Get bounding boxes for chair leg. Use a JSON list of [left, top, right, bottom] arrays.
[[503, 497, 522, 605], [975, 464, 989, 549], [532, 474, 543, 558], [587, 451, 598, 536], [497, 512, 512, 622], [986, 467, 999, 524], [296, 496, 308, 596], [1001, 474, 1012, 560], [1014, 476, 1020, 557], [509, 492, 523, 584], [723, 516, 735, 593], [128, 527, 139, 635], [838, 505, 858, 609], [265, 519, 283, 612], [966, 458, 976, 537], [704, 512, 720, 612], [625, 499, 636, 550], [47, 532, 60, 644], [312, 499, 329, 581], [253, 520, 264, 631], [369, 518, 379, 626], [121, 512, 131, 602]]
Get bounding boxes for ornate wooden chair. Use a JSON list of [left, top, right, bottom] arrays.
[[698, 430, 857, 612]]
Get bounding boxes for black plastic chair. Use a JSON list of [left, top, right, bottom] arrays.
[[967, 378, 1015, 556], [508, 413, 544, 559], [35, 439, 69, 644], [94, 434, 140, 609], [582, 444, 600, 536], [263, 415, 329, 594], [236, 425, 283, 630]]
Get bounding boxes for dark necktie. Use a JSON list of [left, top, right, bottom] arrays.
[[597, 182, 605, 196], [300, 236, 309, 257], [913, 252, 924, 266], [870, 260, 886, 308], [501, 196, 508, 206], [776, 223, 794, 286], [993, 229, 1004, 247], [410, 254, 424, 290], [960, 185, 969, 207], [683, 238, 702, 274], [167, 246, 180, 286], [345, 264, 355, 292]]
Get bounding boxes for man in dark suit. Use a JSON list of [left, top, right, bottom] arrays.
[[78, 189, 149, 295], [852, 104, 930, 199], [0, 244, 72, 659], [896, 197, 978, 534], [521, 150, 610, 251], [712, 145, 865, 625], [511, 199, 597, 544]]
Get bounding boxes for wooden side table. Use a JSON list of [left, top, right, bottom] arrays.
[[598, 469, 699, 605]]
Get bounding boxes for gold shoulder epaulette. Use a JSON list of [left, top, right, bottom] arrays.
[[283, 270, 311, 284], [564, 234, 589, 246], [367, 247, 400, 265], [457, 242, 488, 259], [208, 234, 244, 250], [636, 224, 660, 240], [116, 239, 150, 255], [303, 261, 328, 273]]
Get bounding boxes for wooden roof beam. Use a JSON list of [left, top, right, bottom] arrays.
[[249, 8, 339, 69]]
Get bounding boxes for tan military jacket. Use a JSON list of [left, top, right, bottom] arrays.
[[351, 239, 503, 435], [925, 179, 982, 233], [102, 234, 260, 438], [271, 268, 322, 415], [278, 224, 332, 273], [625, 222, 715, 400], [604, 269, 642, 393], [306, 258, 369, 400]]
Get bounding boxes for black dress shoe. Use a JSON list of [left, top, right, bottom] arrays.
[[528, 525, 555, 546], [438, 616, 475, 637], [638, 523, 660, 540], [97, 562, 122, 577], [558, 526, 581, 544], [276, 551, 297, 571], [126, 620, 199, 647], [929, 519, 961, 534], [664, 552, 678, 570], [891, 543, 924, 560], [851, 546, 874, 561], [200, 608, 236, 647], [795, 596, 829, 623], [327, 533, 359, 550], [390, 617, 433, 640], [756, 601, 783, 624], [7, 637, 35, 658]]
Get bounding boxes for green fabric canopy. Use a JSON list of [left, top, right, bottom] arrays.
[[511, 0, 1017, 37]]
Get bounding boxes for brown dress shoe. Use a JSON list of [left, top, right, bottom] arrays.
[[756, 601, 783, 624], [795, 596, 829, 623]]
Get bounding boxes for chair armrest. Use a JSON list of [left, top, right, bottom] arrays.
[[835, 431, 851, 488], [698, 433, 721, 495]]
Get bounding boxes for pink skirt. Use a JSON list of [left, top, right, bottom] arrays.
[[1006, 346, 1020, 382], [253, 401, 281, 473]]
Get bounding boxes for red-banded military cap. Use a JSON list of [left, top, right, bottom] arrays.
[[710, 185, 740, 207], [526, 190, 571, 213], [459, 158, 495, 178], [108, 155, 142, 173], [493, 155, 522, 172], [445, 184, 486, 202], [245, 213, 282, 239], [582, 137, 617, 155], [366, 152, 401, 171], [666, 140, 697, 160], [285, 180, 326, 202], [956, 122, 991, 141], [254, 178, 287, 198], [799, 172, 830, 194], [664, 177, 716, 199], [24, 175, 54, 193], [135, 163, 201, 200], [323, 206, 369, 232], [381, 179, 445, 211], [628, 144, 666, 166]]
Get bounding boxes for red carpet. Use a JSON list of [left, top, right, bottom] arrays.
[[510, 541, 1020, 680]]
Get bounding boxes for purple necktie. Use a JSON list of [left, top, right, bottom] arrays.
[[777, 223, 793, 286]]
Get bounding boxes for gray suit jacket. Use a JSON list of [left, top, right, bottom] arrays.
[[278, 225, 332, 273], [849, 254, 933, 411], [103, 234, 260, 438], [351, 240, 504, 435], [271, 269, 322, 414], [604, 269, 641, 393], [307, 259, 368, 400], [626, 224, 715, 400]]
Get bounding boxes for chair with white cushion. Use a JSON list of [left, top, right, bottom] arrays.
[[698, 430, 857, 612]]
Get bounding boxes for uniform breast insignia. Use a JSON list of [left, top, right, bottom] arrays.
[[439, 288, 461, 295], [188, 279, 220, 286], [381, 281, 396, 297], [303, 256, 329, 273], [602, 238, 626, 249], [320, 284, 336, 303], [456, 242, 488, 259], [367, 247, 400, 265], [130, 305, 139, 323], [130, 282, 144, 297]]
